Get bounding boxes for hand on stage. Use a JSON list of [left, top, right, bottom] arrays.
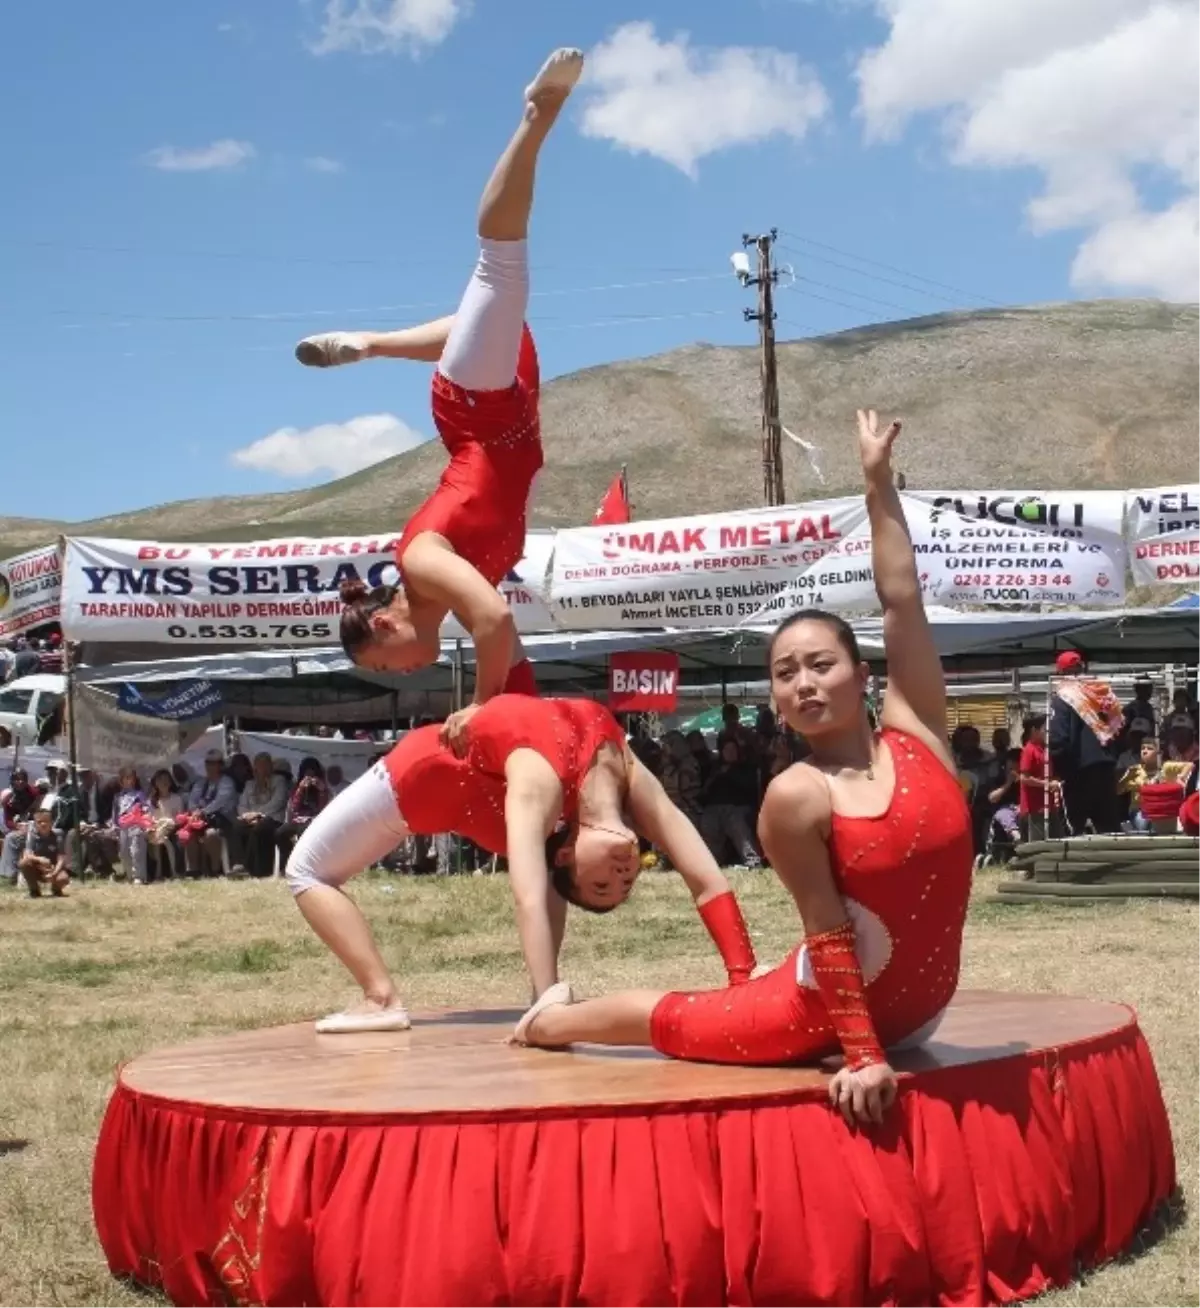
[[828, 1061, 898, 1127], [440, 703, 481, 757], [856, 409, 901, 482]]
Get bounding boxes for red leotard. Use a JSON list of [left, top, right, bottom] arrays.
[[382, 695, 626, 853], [397, 323, 542, 589], [650, 729, 973, 1065]]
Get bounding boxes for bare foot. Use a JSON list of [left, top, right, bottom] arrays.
[[525, 48, 584, 107], [295, 332, 370, 368]]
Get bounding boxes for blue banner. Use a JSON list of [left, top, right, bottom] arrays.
[[116, 680, 222, 721]]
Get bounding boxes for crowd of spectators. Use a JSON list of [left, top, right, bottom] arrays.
[[952, 658, 1198, 861], [3, 665, 1196, 897], [0, 747, 355, 895]]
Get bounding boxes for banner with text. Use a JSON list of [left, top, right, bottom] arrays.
[[608, 651, 680, 712], [62, 532, 556, 645], [1127, 485, 1199, 586], [74, 684, 213, 775], [548, 491, 1126, 630], [0, 543, 62, 640]]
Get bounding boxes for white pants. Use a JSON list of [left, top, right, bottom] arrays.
[[287, 763, 411, 896], [437, 238, 529, 392]]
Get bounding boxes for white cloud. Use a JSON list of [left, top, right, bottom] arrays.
[[143, 139, 256, 172], [578, 22, 830, 178], [232, 413, 430, 479], [304, 155, 345, 174], [309, 0, 463, 55], [856, 0, 1199, 301]]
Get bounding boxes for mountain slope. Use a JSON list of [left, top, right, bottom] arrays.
[[3, 299, 1195, 555]]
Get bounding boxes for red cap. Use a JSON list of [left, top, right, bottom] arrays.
[[1055, 650, 1085, 673]]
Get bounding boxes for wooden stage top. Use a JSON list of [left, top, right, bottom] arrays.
[[118, 990, 1130, 1119]]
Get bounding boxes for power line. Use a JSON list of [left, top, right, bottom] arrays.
[[9, 236, 720, 279], [775, 241, 976, 310], [25, 272, 730, 328], [777, 227, 1004, 307]]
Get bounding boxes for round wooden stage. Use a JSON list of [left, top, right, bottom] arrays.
[[94, 989, 1176, 1307]]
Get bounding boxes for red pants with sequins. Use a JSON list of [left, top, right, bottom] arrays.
[[650, 950, 946, 1066], [649, 949, 840, 1066]]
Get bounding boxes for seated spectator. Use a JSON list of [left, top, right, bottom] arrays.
[[699, 739, 762, 868], [230, 752, 288, 878], [275, 757, 330, 875], [1, 767, 39, 882], [1165, 689, 1197, 739], [659, 731, 702, 824], [716, 702, 757, 764], [1123, 678, 1157, 740], [1120, 738, 1193, 831], [686, 730, 714, 787], [19, 808, 69, 898], [147, 769, 184, 879], [182, 751, 239, 877], [111, 765, 152, 884], [986, 747, 1022, 856], [1166, 722, 1198, 769], [326, 764, 348, 797], [227, 752, 253, 794]]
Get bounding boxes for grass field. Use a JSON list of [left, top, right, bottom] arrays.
[[1, 868, 1195, 1307]]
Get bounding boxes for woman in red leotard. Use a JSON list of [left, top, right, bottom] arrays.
[[285, 694, 759, 1033], [517, 411, 974, 1128], [294, 49, 584, 746]]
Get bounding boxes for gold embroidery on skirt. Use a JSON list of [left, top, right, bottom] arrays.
[[212, 1130, 275, 1307]]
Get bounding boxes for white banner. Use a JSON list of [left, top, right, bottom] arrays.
[[236, 730, 385, 782], [1127, 485, 1200, 586], [62, 532, 555, 645], [548, 498, 863, 630], [73, 684, 213, 776], [548, 491, 1127, 629], [0, 543, 62, 640]]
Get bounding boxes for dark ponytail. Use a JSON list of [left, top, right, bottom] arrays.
[[339, 578, 398, 657]]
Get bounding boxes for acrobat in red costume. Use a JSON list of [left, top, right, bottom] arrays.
[[295, 50, 588, 734], [286, 694, 758, 1034], [519, 411, 975, 1127]]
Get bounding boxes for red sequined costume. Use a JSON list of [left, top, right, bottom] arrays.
[[383, 694, 625, 852], [397, 325, 542, 697], [650, 729, 973, 1064]]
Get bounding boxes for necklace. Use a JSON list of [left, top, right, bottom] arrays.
[[865, 760, 875, 781]]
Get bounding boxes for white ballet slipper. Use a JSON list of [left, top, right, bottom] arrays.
[[525, 48, 584, 102], [295, 332, 369, 368], [511, 981, 574, 1046], [315, 1004, 411, 1034]]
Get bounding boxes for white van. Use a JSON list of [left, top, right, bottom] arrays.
[[0, 673, 67, 746]]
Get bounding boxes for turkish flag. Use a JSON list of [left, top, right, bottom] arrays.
[[608, 651, 680, 712], [593, 473, 630, 525]]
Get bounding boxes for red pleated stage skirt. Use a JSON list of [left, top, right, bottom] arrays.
[[92, 1011, 1175, 1307]]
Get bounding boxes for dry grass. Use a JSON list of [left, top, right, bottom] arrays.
[[0, 868, 1195, 1307], [2, 299, 1196, 553]]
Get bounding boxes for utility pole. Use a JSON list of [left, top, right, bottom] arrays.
[[741, 229, 785, 506]]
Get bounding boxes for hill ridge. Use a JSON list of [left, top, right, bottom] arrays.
[[3, 298, 1195, 555]]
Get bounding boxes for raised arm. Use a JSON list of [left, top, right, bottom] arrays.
[[402, 537, 516, 755], [858, 410, 951, 766], [625, 756, 757, 984], [503, 748, 567, 998]]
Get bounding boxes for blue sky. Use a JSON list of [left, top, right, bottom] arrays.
[[3, 0, 1195, 526]]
